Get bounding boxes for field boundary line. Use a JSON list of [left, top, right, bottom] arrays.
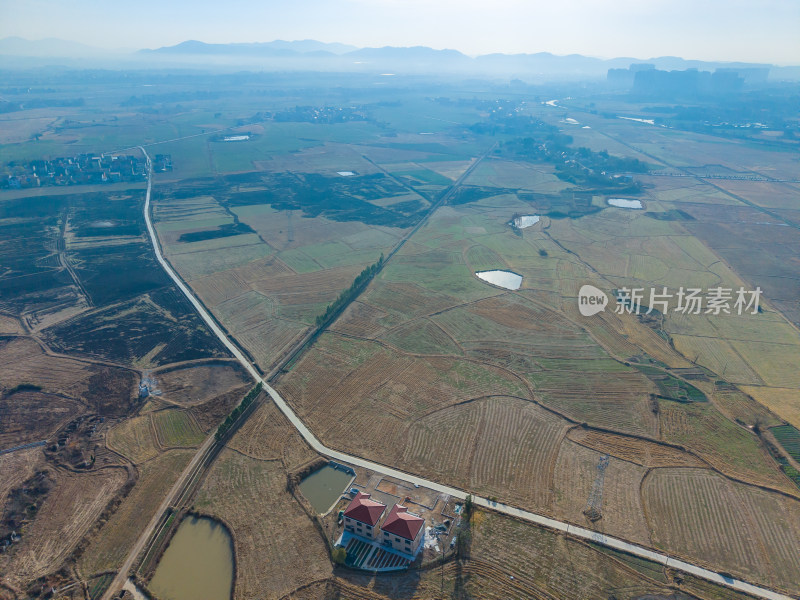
[[126, 147, 797, 600]]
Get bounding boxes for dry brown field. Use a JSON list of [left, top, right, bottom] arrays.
[[78, 449, 194, 577], [643, 467, 800, 593], [658, 400, 797, 494], [407, 396, 568, 510], [567, 427, 705, 468], [532, 369, 658, 437], [226, 400, 317, 469], [0, 447, 44, 509], [106, 415, 160, 464], [0, 337, 94, 397], [193, 449, 332, 600], [0, 466, 127, 588], [152, 361, 250, 406], [469, 510, 670, 600], [551, 439, 651, 545], [0, 314, 24, 334], [0, 391, 83, 448]]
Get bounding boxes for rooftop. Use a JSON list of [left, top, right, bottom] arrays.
[[381, 504, 424, 541], [343, 491, 386, 526]]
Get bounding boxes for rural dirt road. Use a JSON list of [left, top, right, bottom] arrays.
[[101, 147, 795, 600]]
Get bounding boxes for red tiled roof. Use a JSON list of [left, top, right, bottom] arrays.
[[343, 492, 386, 526], [381, 504, 424, 541]]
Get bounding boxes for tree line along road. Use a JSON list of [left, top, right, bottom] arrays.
[[101, 146, 797, 600]]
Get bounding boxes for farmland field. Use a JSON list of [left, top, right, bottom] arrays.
[[151, 409, 205, 448], [261, 105, 800, 589], [643, 468, 800, 591], [0, 466, 128, 588], [78, 450, 194, 577], [193, 449, 332, 600], [4, 71, 800, 600], [106, 414, 160, 464], [153, 361, 251, 406]]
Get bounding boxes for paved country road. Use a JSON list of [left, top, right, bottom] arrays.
[[101, 147, 794, 600]]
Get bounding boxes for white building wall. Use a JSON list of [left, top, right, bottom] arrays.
[[381, 528, 423, 556], [344, 515, 377, 540]]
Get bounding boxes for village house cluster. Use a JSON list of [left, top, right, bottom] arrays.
[[1, 153, 172, 189], [342, 491, 425, 557]]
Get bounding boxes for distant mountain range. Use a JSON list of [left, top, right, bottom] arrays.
[[138, 39, 358, 56], [1, 37, 793, 80]]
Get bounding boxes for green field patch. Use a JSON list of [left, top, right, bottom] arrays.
[[466, 244, 507, 272], [391, 168, 453, 186], [229, 204, 277, 218], [536, 358, 632, 373], [342, 227, 400, 250], [277, 248, 322, 273], [152, 409, 205, 448], [275, 302, 330, 325], [169, 243, 273, 279], [383, 319, 463, 356], [299, 240, 383, 269], [383, 252, 492, 302], [772, 425, 800, 463], [659, 400, 791, 490], [633, 365, 708, 402]]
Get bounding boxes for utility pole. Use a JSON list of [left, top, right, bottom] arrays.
[[440, 534, 445, 594]]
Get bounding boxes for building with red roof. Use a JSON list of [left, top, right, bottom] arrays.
[[380, 504, 425, 556], [343, 491, 386, 540]]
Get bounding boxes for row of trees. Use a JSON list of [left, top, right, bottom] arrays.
[[314, 255, 384, 328], [215, 382, 262, 441]]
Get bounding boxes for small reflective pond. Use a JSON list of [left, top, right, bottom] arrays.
[[475, 270, 523, 290], [607, 198, 643, 209], [512, 215, 540, 229]]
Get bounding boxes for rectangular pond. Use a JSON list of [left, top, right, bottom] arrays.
[[607, 198, 643, 209], [299, 464, 355, 514]]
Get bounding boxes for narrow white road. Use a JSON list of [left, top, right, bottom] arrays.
[[138, 148, 795, 600]]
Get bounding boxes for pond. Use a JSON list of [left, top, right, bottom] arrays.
[[511, 215, 540, 229], [149, 515, 234, 600], [299, 464, 354, 514], [607, 198, 643, 209], [475, 270, 523, 290]]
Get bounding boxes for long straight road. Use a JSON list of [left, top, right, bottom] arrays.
[[107, 147, 796, 600]]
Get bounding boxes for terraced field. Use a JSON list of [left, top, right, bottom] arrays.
[[151, 409, 205, 448], [106, 414, 160, 464], [643, 468, 800, 592]]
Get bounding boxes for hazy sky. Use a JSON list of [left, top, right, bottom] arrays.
[[2, 0, 798, 64]]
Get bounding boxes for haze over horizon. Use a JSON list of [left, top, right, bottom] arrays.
[[2, 0, 798, 65]]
